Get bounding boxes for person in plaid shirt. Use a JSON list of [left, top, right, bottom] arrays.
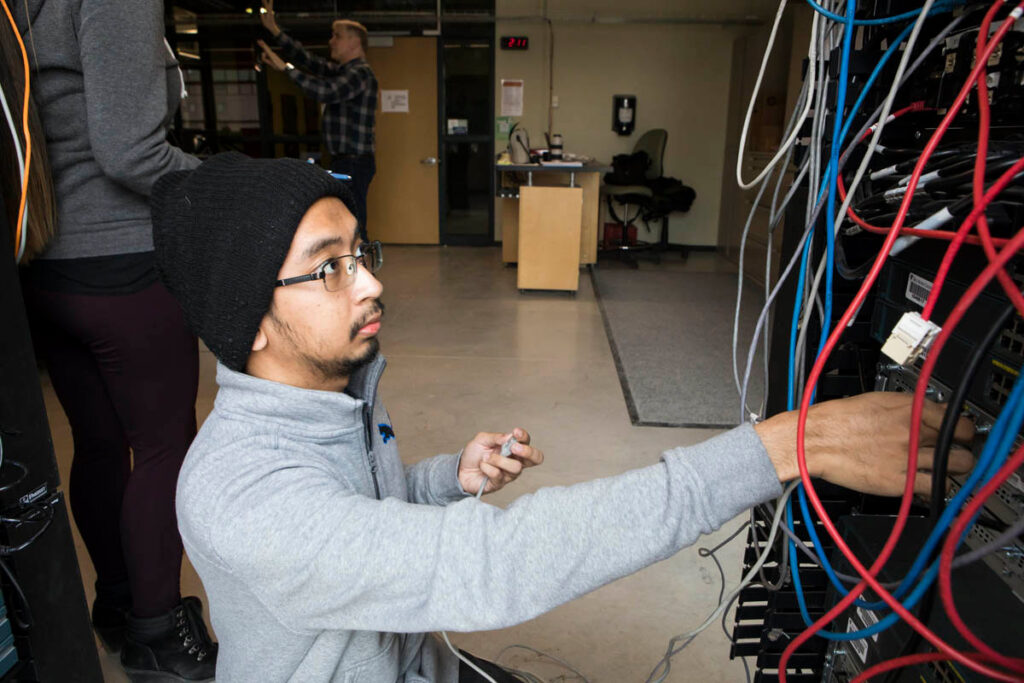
[[258, 1, 378, 241]]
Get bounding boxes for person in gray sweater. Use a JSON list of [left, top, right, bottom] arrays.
[[150, 153, 975, 683], [12, 1, 215, 680]]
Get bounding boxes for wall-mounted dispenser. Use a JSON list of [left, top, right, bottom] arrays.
[[612, 95, 636, 136]]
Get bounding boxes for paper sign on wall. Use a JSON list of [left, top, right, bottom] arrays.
[[500, 79, 523, 117], [381, 90, 409, 113]]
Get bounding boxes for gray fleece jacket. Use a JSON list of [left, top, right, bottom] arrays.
[[176, 357, 783, 682], [13, 0, 199, 259]]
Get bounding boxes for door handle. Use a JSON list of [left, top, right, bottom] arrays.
[[420, 157, 439, 165]]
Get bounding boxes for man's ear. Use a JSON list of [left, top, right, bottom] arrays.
[[251, 320, 269, 352]]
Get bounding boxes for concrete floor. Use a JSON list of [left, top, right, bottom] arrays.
[[41, 246, 752, 682]]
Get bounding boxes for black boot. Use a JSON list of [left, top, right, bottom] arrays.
[[121, 597, 217, 682]]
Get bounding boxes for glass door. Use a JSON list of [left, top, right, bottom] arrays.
[[439, 32, 494, 245]]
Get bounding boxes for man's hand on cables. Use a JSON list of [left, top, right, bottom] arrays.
[[458, 428, 544, 497], [754, 392, 975, 496]]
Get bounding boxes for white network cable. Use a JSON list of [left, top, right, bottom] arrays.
[[732, 75, 810, 421], [441, 630, 501, 683], [645, 481, 800, 683], [735, 0, 819, 190], [731, 170, 773, 418], [496, 644, 591, 683]]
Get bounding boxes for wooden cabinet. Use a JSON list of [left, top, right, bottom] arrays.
[[516, 186, 583, 292]]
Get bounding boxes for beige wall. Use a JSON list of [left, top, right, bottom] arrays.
[[495, 4, 752, 246]]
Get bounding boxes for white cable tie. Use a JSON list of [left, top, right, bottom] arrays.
[[899, 169, 939, 187], [870, 164, 898, 180]]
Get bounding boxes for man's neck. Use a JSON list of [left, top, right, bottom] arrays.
[[245, 357, 350, 393]]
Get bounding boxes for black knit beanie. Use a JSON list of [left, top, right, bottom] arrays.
[[151, 152, 358, 372]]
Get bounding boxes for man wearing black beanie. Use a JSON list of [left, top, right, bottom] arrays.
[[152, 153, 974, 683]]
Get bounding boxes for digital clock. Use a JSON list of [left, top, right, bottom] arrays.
[[500, 36, 529, 50]]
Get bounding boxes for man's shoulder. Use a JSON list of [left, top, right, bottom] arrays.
[[179, 415, 264, 490], [346, 58, 376, 74]]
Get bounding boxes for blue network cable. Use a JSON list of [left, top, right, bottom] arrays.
[[787, 0, 857, 410], [788, 510, 943, 640], [820, 0, 857, 361]]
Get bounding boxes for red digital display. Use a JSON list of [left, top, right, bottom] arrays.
[[500, 36, 529, 50]]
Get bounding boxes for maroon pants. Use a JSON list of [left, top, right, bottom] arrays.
[[25, 280, 198, 617]]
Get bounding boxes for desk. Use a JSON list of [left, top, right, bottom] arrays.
[[497, 161, 611, 292]]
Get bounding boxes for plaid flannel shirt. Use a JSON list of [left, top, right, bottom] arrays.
[[275, 32, 378, 156]]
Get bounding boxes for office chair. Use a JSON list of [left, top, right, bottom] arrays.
[[601, 129, 669, 266]]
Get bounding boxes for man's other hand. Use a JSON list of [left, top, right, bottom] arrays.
[[256, 40, 287, 71], [260, 0, 281, 36], [755, 392, 975, 496], [458, 428, 544, 496]]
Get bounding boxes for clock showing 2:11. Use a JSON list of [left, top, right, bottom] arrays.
[[500, 36, 529, 50]]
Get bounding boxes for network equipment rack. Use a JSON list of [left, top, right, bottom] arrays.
[[727, 0, 1024, 679]]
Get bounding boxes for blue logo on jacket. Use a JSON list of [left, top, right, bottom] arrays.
[[378, 423, 395, 443]]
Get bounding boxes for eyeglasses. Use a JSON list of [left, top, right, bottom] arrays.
[[275, 241, 383, 292]]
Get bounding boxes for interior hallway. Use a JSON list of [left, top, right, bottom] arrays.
[[41, 246, 751, 682]]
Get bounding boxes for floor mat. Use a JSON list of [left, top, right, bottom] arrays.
[[591, 267, 767, 428]]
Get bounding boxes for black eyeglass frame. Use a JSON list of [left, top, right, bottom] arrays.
[[275, 240, 383, 290]]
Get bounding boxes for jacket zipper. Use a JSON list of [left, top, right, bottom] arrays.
[[363, 403, 381, 499]]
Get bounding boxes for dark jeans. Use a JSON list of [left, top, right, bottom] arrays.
[[459, 651, 522, 683], [330, 154, 376, 242], [25, 280, 199, 617]]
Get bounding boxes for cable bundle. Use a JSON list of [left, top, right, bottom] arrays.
[[726, 0, 1024, 679]]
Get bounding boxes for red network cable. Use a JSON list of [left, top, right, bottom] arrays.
[[777, 3, 1024, 680]]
